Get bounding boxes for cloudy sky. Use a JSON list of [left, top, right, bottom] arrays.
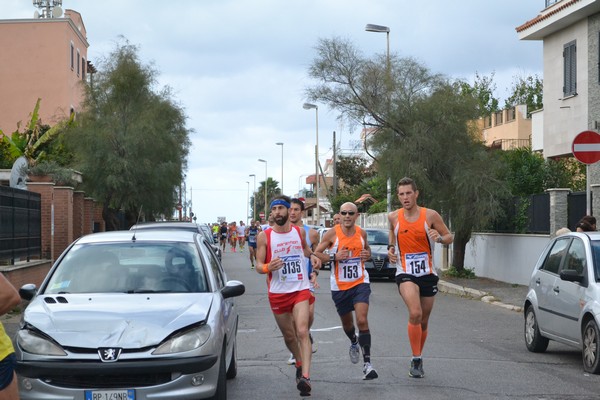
[[6, 0, 544, 223]]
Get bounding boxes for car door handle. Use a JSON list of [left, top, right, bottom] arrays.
[[535, 278, 541, 285], [553, 286, 560, 294]]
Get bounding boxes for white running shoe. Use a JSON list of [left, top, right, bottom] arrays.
[[287, 353, 296, 365], [349, 342, 360, 364], [363, 362, 378, 380]]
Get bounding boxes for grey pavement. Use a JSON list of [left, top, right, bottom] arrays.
[[438, 275, 528, 312]]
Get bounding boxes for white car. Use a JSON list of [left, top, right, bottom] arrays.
[[524, 231, 600, 373], [15, 229, 244, 399]]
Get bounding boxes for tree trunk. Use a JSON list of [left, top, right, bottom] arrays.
[[451, 229, 471, 272], [102, 205, 120, 231]]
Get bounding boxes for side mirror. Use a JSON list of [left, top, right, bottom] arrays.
[[222, 280, 245, 299], [559, 269, 584, 283], [19, 283, 38, 301]]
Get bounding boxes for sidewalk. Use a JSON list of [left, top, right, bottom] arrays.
[[438, 275, 528, 312]]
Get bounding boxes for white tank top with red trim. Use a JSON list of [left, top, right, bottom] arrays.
[[265, 226, 310, 294]]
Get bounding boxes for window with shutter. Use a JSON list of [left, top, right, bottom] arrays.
[[563, 41, 577, 97]]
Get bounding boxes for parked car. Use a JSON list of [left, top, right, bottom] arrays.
[[364, 228, 396, 280], [15, 229, 245, 399], [524, 231, 600, 374], [198, 223, 219, 245], [131, 221, 222, 260], [317, 227, 331, 270]]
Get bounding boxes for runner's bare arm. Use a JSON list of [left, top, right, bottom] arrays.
[[387, 210, 398, 263], [255, 231, 268, 274], [427, 209, 453, 245]]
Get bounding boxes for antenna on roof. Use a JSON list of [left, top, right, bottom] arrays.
[[32, 0, 63, 19], [131, 205, 143, 242]]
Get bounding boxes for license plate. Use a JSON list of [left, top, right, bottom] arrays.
[[84, 389, 135, 400]]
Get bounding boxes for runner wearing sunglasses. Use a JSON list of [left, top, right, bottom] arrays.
[[314, 202, 378, 381]]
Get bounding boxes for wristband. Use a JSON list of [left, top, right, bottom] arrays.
[[313, 269, 319, 276], [262, 263, 269, 274]]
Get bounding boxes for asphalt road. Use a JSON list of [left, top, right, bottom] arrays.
[[222, 247, 600, 400]]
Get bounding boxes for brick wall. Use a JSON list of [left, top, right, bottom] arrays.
[[53, 187, 74, 259], [84, 197, 95, 235], [73, 191, 84, 240], [1, 261, 52, 289], [94, 202, 105, 232]]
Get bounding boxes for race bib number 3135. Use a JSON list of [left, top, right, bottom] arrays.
[[278, 255, 303, 282]]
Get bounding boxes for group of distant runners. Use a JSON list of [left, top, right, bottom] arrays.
[[227, 176, 453, 397]]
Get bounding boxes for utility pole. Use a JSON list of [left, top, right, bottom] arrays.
[[333, 131, 337, 197]]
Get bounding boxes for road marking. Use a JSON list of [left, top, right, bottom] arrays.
[[310, 326, 342, 332]]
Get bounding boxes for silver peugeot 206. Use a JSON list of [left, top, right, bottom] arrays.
[[15, 229, 245, 399]]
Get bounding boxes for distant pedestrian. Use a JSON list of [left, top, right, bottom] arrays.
[[333, 213, 342, 225], [576, 215, 596, 232], [237, 221, 247, 252], [387, 177, 453, 378], [219, 222, 228, 252], [246, 220, 261, 269]]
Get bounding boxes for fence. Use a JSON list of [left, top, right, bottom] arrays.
[[0, 186, 41, 263]]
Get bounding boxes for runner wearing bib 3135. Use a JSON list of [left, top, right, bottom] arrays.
[[387, 177, 453, 379], [256, 195, 321, 397]]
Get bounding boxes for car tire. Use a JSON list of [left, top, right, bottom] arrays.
[[209, 345, 227, 400], [582, 319, 600, 374], [524, 305, 549, 352], [226, 339, 237, 379]]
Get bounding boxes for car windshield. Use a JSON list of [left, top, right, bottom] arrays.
[[44, 242, 208, 294], [367, 230, 388, 246]]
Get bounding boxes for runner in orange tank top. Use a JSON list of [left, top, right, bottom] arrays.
[[314, 202, 378, 381], [387, 177, 453, 379]]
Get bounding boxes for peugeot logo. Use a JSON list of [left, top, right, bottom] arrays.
[[98, 347, 122, 362]]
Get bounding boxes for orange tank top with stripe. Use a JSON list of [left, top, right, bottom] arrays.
[[394, 207, 436, 277], [329, 225, 370, 291]]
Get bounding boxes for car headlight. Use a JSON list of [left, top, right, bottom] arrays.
[[153, 325, 211, 355], [17, 330, 67, 356]]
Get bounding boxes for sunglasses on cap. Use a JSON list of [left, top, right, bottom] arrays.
[[340, 211, 356, 216]]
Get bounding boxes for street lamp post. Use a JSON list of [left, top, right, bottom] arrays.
[[303, 103, 320, 226], [249, 174, 256, 221], [365, 23, 392, 213], [276, 142, 284, 194], [246, 181, 250, 225], [258, 159, 268, 222]]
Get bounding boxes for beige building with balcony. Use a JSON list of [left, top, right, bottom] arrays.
[[481, 104, 532, 150], [0, 8, 90, 134]]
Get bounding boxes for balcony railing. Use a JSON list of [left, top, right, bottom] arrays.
[[490, 138, 531, 151]]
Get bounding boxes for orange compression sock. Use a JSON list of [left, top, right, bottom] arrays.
[[407, 322, 422, 357]]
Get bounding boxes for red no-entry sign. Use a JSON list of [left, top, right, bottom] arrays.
[[572, 130, 600, 164]]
